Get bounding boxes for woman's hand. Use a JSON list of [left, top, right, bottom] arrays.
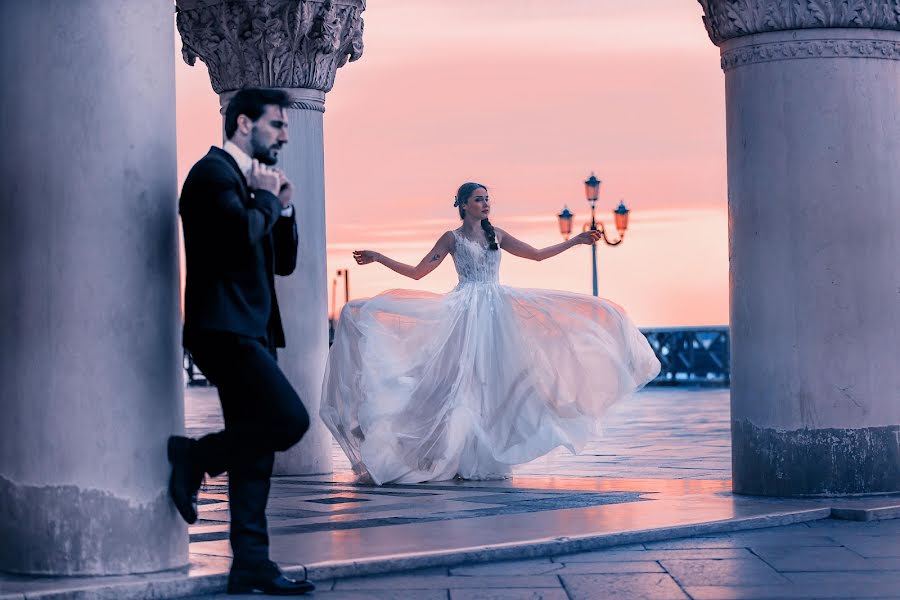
[[353, 250, 381, 265], [573, 230, 603, 245]]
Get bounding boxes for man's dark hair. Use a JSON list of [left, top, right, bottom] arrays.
[[224, 88, 291, 139]]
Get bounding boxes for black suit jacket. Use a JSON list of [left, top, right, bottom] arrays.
[[180, 147, 298, 348]]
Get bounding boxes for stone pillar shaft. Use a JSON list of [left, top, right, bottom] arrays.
[[273, 92, 333, 474], [217, 89, 334, 474], [699, 1, 900, 496], [0, 0, 185, 575], [177, 0, 365, 475]]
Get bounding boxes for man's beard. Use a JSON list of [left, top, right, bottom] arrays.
[[250, 130, 281, 165]]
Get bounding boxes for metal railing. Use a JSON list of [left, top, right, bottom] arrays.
[[183, 350, 209, 387], [641, 326, 730, 386]]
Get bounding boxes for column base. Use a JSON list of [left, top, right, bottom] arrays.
[[732, 420, 900, 497], [0, 476, 187, 576]]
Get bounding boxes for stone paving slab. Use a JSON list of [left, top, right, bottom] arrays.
[[217, 592, 447, 600], [554, 561, 666, 575], [684, 582, 900, 599], [560, 573, 689, 600], [211, 519, 895, 600], [836, 537, 900, 558], [332, 573, 563, 590], [785, 571, 900, 586], [751, 545, 900, 572], [659, 557, 789, 586], [450, 591, 570, 600], [831, 502, 900, 522]]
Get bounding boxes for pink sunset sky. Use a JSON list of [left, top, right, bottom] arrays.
[[174, 1, 728, 327]]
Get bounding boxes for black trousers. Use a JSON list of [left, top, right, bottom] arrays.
[[186, 331, 310, 570]]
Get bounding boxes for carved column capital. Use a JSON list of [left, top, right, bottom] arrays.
[[698, 0, 900, 46], [175, 0, 365, 94]]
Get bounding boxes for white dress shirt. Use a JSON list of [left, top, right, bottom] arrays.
[[223, 140, 294, 218]]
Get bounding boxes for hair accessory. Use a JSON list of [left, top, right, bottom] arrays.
[[453, 196, 461, 207]]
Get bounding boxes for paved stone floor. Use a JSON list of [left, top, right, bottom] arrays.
[[186, 387, 750, 567], [186, 387, 732, 550], [192, 518, 900, 599], [181, 387, 898, 599], [3, 387, 898, 599]]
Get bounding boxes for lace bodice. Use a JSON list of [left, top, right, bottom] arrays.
[[450, 229, 501, 285]]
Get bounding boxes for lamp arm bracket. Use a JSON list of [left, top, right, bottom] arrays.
[[595, 221, 624, 246]]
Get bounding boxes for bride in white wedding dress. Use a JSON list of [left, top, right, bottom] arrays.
[[320, 182, 660, 484]]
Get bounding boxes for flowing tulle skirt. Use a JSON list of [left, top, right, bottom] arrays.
[[320, 283, 660, 484]]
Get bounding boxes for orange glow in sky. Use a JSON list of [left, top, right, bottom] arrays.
[[175, 1, 728, 327]]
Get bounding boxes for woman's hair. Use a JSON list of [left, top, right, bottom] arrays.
[[454, 182, 499, 251]]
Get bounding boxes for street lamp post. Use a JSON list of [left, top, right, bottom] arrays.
[[558, 172, 630, 296], [330, 277, 338, 321], [336, 268, 350, 304], [329, 269, 351, 346]]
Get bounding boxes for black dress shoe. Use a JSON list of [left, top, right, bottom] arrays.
[[167, 436, 203, 524], [227, 571, 315, 595]]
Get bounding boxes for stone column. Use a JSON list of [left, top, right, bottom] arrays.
[[0, 1, 185, 575], [698, 1, 900, 496], [176, 0, 365, 475]]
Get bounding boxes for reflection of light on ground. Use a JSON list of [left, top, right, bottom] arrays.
[[187, 388, 733, 483], [331, 529, 364, 543], [507, 476, 731, 495]]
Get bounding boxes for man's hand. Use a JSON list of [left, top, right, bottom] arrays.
[[249, 160, 281, 196], [273, 168, 293, 208]]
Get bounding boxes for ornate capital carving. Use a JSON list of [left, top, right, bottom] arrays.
[[721, 36, 900, 70], [698, 0, 900, 46], [175, 0, 365, 94]]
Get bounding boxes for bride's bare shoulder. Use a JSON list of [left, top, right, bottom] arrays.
[[440, 230, 457, 247]]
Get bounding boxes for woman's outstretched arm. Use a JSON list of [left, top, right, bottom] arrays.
[[497, 227, 601, 262], [353, 231, 455, 280]]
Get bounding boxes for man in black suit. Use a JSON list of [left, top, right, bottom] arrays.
[[169, 88, 314, 595]]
